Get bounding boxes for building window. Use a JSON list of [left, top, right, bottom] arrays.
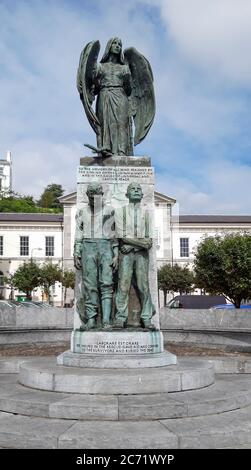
[[0, 270, 4, 287], [0, 236, 3, 256], [20, 236, 29, 256], [0, 167, 3, 176], [180, 238, 189, 257], [45, 236, 54, 257]]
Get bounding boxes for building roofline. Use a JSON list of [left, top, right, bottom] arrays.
[[0, 213, 63, 222], [154, 191, 176, 203], [179, 215, 251, 224], [58, 192, 76, 203]]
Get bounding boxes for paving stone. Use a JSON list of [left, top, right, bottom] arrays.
[[161, 405, 251, 449], [49, 394, 119, 420], [0, 411, 75, 449], [0, 374, 17, 384], [170, 374, 251, 416], [58, 420, 178, 449], [0, 383, 70, 417], [118, 394, 187, 420], [0, 358, 22, 373]]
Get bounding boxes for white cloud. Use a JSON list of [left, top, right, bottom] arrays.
[[12, 139, 82, 198], [0, 0, 250, 215], [156, 159, 251, 214], [158, 0, 251, 86]]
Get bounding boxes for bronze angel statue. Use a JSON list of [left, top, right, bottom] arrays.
[[77, 37, 155, 157]]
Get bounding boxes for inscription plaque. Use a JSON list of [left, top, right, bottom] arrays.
[[77, 166, 154, 184], [71, 331, 164, 354]]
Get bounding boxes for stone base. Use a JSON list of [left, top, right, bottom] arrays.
[[71, 330, 164, 355], [1, 367, 251, 421], [18, 357, 214, 394], [57, 350, 176, 368]]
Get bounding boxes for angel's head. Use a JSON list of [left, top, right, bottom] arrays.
[[100, 37, 125, 64]]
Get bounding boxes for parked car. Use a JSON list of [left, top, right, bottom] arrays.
[[210, 303, 251, 310], [166, 295, 227, 309]]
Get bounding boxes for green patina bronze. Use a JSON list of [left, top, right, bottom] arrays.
[[74, 183, 118, 330], [77, 38, 155, 156], [114, 182, 156, 330], [74, 182, 156, 331]]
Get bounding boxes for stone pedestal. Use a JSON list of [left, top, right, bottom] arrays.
[[57, 330, 177, 368], [61, 155, 177, 377], [74, 155, 159, 331], [71, 330, 164, 354]]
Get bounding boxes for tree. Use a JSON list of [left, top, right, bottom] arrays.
[[11, 261, 41, 300], [39, 262, 62, 305], [61, 270, 75, 306], [3, 274, 15, 300], [0, 193, 38, 213], [158, 264, 194, 306], [38, 184, 64, 210], [194, 233, 251, 308]]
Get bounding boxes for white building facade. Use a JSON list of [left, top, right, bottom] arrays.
[[171, 215, 251, 269], [0, 213, 64, 304], [59, 191, 251, 268], [0, 151, 12, 195], [0, 192, 250, 305]]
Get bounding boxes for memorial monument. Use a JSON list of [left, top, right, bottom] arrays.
[[16, 38, 215, 431], [57, 37, 177, 367]]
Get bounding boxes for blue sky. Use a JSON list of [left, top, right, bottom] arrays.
[[0, 0, 251, 214]]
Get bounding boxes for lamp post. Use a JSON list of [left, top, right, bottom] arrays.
[[31, 247, 42, 261]]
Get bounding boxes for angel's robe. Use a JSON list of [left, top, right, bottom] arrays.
[[95, 62, 133, 156]]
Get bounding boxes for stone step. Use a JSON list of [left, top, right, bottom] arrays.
[[0, 411, 178, 449], [2, 355, 251, 375], [1, 373, 251, 421], [161, 404, 251, 449], [0, 356, 36, 373], [0, 411, 76, 449], [18, 357, 214, 394], [0, 405, 251, 448], [57, 350, 177, 368]]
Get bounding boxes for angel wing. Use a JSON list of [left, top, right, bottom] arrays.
[[77, 40, 101, 135], [124, 47, 155, 146]]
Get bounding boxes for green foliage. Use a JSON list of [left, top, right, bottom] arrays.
[[11, 261, 41, 300], [38, 184, 64, 210], [0, 189, 62, 213], [3, 274, 15, 300], [194, 233, 251, 308], [0, 193, 38, 213], [158, 264, 194, 306], [5, 262, 74, 305], [39, 261, 62, 304], [61, 270, 75, 305], [61, 270, 75, 289]]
